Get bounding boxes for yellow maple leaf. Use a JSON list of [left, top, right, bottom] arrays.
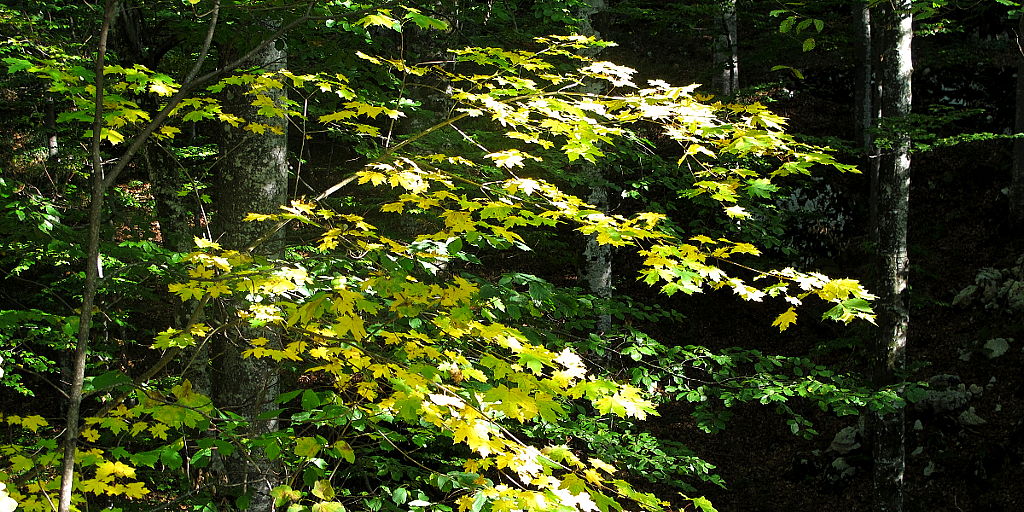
[[80, 428, 100, 442], [78, 478, 109, 495], [148, 423, 169, 440], [9, 454, 33, 472], [20, 415, 47, 432], [772, 307, 798, 331], [121, 481, 149, 499], [193, 237, 221, 250], [818, 278, 870, 302], [95, 460, 136, 480]]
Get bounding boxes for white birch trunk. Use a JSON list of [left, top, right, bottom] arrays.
[[871, 1, 912, 510], [578, 0, 612, 332]]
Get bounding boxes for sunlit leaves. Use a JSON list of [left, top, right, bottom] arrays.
[[772, 307, 799, 331], [0, 27, 883, 512]]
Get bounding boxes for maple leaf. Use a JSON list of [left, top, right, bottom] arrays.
[[357, 12, 400, 30], [149, 423, 169, 440], [20, 415, 47, 432], [167, 282, 203, 302], [78, 478, 109, 495], [81, 427, 100, 442], [217, 113, 244, 127], [818, 278, 872, 302], [772, 307, 798, 331], [441, 210, 476, 233], [486, 150, 526, 168], [452, 419, 496, 456], [121, 481, 149, 499], [148, 80, 176, 96], [589, 457, 617, 474], [9, 454, 33, 472], [130, 421, 149, 437], [723, 205, 750, 218], [95, 460, 136, 480]]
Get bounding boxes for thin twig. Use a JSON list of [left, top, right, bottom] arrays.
[[183, 0, 220, 84]]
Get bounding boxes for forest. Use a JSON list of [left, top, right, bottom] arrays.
[[0, 0, 1022, 511]]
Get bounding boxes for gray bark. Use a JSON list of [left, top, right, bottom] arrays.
[[855, 2, 880, 237], [210, 32, 288, 512], [583, 166, 612, 332], [713, 0, 739, 96], [578, 0, 612, 332], [58, 3, 118, 512], [1012, 15, 1024, 229], [145, 143, 194, 252], [870, 1, 912, 511]]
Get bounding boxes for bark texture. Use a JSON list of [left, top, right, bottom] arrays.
[[210, 33, 288, 511], [59, 3, 118, 512], [578, 0, 612, 332], [713, 0, 739, 96], [871, 1, 912, 511], [145, 144, 194, 252]]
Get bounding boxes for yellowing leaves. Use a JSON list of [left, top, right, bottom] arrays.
[[0, 36, 889, 512], [452, 419, 501, 456], [294, 436, 322, 458], [95, 460, 136, 480], [485, 149, 541, 169], [357, 11, 400, 30], [593, 385, 657, 420], [772, 307, 798, 331], [817, 278, 873, 302]]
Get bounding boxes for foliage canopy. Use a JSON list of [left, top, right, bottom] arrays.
[[0, 3, 888, 512]]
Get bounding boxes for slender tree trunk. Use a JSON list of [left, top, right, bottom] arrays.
[[577, 0, 612, 332], [45, 96, 59, 159], [855, 2, 880, 237], [58, 3, 117, 512], [713, 0, 739, 96], [583, 166, 612, 332], [1012, 15, 1024, 229], [870, 1, 912, 511], [210, 28, 288, 512]]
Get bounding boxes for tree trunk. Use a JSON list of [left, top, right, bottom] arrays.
[[210, 30, 288, 512], [577, 0, 612, 332], [145, 143, 194, 252], [45, 96, 59, 159], [855, 1, 880, 237], [1012, 15, 1024, 229], [870, 1, 912, 511], [713, 0, 739, 96], [58, 3, 118, 512]]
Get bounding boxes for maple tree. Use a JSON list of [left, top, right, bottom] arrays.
[[0, 3, 890, 512]]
